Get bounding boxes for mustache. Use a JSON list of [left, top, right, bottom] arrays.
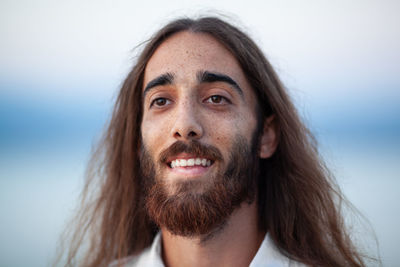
[[159, 140, 223, 164]]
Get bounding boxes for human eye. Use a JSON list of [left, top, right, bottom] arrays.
[[204, 95, 231, 105], [150, 97, 171, 108]]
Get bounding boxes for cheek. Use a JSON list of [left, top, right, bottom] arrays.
[[240, 117, 258, 142], [212, 111, 257, 144], [201, 112, 232, 143], [141, 116, 170, 156], [241, 106, 258, 135], [204, 115, 253, 157]]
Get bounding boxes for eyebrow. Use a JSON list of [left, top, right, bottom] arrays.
[[143, 72, 174, 97], [197, 70, 244, 97], [142, 70, 244, 99]]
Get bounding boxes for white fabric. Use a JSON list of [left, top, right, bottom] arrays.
[[249, 233, 305, 267], [116, 232, 306, 267]]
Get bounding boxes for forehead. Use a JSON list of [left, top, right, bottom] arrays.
[[143, 31, 251, 91]]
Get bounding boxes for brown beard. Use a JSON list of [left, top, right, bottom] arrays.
[[140, 136, 260, 238]]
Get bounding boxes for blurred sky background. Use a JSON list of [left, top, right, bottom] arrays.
[[0, 0, 399, 266]]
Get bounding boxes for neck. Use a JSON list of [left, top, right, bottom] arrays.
[[161, 201, 265, 267]]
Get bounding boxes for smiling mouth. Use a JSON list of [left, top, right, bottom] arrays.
[[168, 158, 214, 168]]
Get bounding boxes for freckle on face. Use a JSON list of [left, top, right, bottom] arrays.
[[141, 31, 259, 180]]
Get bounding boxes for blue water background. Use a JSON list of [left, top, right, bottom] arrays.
[[0, 76, 399, 266]]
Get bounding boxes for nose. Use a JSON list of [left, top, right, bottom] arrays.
[[170, 100, 204, 141]]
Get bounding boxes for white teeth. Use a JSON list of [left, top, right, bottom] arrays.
[[170, 158, 212, 168], [180, 159, 187, 167]]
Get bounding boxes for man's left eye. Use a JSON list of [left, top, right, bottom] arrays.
[[205, 95, 229, 104]]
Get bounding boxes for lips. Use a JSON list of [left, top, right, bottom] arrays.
[[159, 141, 221, 173], [166, 155, 214, 177]]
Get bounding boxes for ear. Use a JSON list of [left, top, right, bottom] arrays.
[[259, 115, 278, 159]]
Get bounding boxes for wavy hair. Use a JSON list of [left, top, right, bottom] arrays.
[[60, 16, 373, 266]]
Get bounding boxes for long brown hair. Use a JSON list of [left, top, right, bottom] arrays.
[[60, 16, 373, 266]]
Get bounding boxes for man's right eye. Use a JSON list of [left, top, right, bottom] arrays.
[[150, 97, 170, 107]]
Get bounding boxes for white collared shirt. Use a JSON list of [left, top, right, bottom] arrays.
[[112, 232, 306, 267]]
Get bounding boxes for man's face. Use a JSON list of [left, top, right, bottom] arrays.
[[141, 31, 259, 187], [140, 31, 261, 236]]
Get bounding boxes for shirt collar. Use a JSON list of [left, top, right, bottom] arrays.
[[140, 232, 295, 267]]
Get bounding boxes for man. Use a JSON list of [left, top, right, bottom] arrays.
[[64, 17, 368, 266]]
